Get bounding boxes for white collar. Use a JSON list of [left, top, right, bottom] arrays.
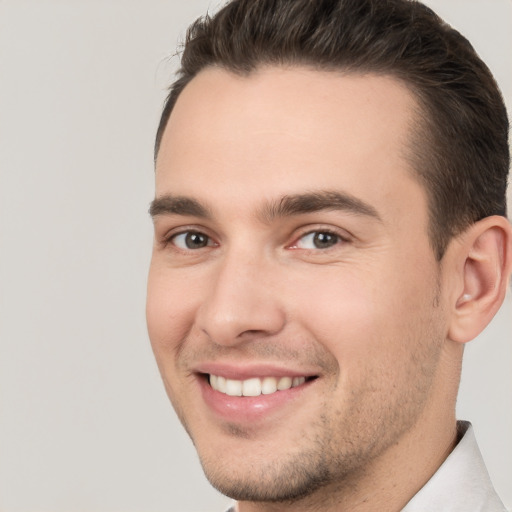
[[402, 421, 506, 511]]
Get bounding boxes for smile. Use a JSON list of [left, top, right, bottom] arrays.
[[209, 374, 308, 397]]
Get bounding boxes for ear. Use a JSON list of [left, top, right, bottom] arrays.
[[448, 215, 512, 344]]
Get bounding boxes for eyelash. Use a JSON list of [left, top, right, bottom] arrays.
[[289, 228, 349, 251], [162, 229, 217, 251], [161, 226, 349, 253]]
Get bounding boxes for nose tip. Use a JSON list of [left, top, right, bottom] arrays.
[[198, 296, 286, 347], [196, 261, 286, 347]]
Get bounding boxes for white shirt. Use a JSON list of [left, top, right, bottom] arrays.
[[402, 421, 506, 511], [227, 421, 507, 511]]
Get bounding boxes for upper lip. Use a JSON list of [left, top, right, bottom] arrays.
[[194, 362, 318, 381]]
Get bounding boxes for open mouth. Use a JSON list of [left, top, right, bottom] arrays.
[[207, 374, 316, 397]]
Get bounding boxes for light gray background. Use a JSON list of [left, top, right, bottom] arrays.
[[0, 1, 510, 511]]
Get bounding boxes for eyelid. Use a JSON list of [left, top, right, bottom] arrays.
[[159, 224, 218, 249], [172, 231, 215, 250], [287, 226, 352, 250]]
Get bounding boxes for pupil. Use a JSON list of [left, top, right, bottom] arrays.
[[186, 232, 208, 249], [314, 232, 337, 248]]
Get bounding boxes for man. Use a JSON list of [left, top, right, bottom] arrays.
[[146, 0, 512, 510]]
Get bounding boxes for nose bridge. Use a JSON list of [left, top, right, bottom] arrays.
[[197, 243, 285, 345]]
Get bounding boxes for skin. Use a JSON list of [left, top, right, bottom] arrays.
[[147, 67, 509, 511]]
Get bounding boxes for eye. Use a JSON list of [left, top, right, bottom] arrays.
[[171, 231, 214, 250], [294, 231, 343, 250]]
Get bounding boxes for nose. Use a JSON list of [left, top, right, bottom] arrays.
[[196, 250, 286, 346]]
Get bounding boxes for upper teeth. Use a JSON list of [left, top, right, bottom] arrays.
[[209, 375, 306, 397]]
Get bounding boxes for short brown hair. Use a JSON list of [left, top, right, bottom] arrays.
[[155, 0, 509, 259]]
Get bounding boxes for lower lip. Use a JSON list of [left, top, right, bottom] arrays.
[[198, 376, 313, 423]]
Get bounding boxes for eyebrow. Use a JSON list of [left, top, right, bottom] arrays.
[[149, 190, 381, 223], [149, 195, 211, 219], [258, 190, 382, 223]]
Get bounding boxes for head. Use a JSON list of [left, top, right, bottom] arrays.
[[155, 0, 509, 260], [147, 0, 511, 509]]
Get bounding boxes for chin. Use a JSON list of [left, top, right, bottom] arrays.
[[201, 456, 333, 503], [194, 430, 360, 504]]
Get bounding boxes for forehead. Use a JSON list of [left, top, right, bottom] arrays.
[[155, 66, 426, 225]]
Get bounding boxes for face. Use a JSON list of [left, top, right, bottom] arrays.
[[147, 67, 449, 504]]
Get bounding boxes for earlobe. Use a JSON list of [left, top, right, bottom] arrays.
[[448, 216, 512, 344]]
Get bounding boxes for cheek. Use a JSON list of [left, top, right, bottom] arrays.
[[292, 266, 379, 342], [292, 262, 437, 366], [146, 266, 200, 422], [146, 264, 198, 359]]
